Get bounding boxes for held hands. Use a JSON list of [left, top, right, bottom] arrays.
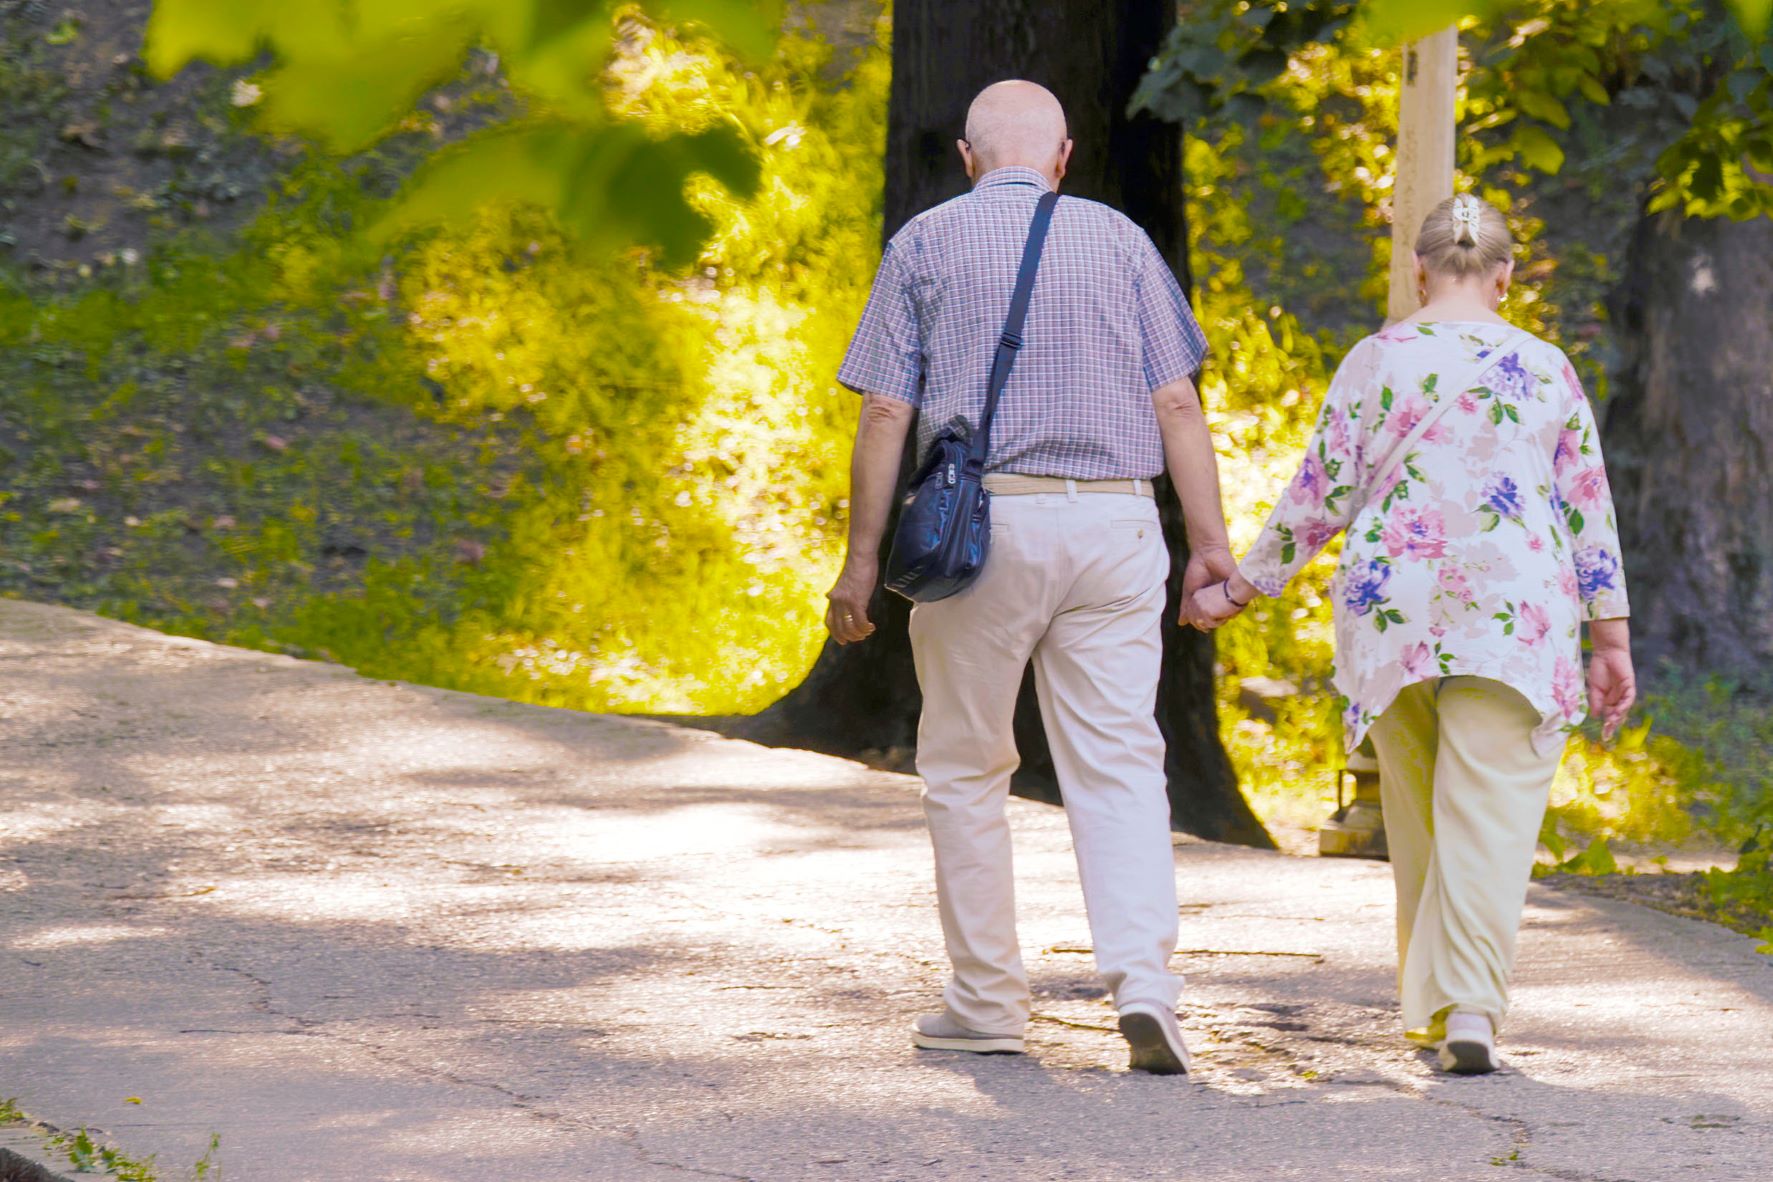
[[1183, 579, 1250, 632], [1181, 547, 1255, 632], [825, 557, 878, 645], [1182, 544, 1237, 601]]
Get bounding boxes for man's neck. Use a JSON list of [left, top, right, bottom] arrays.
[[971, 164, 1056, 190]]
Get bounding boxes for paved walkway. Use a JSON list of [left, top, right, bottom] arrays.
[[0, 598, 1769, 1181]]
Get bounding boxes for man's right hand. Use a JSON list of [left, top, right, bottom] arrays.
[[825, 558, 879, 645]]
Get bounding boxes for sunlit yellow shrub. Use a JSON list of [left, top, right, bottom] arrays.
[[375, 20, 886, 713]]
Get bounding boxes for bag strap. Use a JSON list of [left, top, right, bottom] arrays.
[[968, 189, 1060, 469], [1354, 326, 1533, 515]]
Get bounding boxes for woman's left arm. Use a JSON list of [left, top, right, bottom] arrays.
[[1554, 362, 1636, 736], [1552, 364, 1631, 623], [1236, 340, 1373, 597]]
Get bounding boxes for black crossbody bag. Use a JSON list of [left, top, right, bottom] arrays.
[[884, 190, 1059, 603]]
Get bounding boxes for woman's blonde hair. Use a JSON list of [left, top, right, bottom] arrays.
[[1415, 194, 1512, 279]]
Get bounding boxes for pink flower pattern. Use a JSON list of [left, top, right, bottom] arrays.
[[1437, 563, 1474, 602], [1567, 466, 1611, 508], [1519, 602, 1551, 645], [1400, 642, 1435, 679], [1381, 507, 1449, 560], [1388, 394, 1431, 437]]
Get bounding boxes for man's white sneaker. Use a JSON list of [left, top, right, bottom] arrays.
[[911, 1013, 1025, 1054], [1437, 1010, 1499, 1075], [1117, 1002, 1192, 1075]]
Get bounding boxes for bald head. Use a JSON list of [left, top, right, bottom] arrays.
[[960, 80, 1072, 185]]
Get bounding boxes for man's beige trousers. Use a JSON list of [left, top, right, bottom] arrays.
[[1367, 676, 1563, 1042], [907, 490, 1181, 1034]]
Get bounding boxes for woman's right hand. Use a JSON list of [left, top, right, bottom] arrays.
[[1586, 618, 1636, 740], [1185, 573, 1255, 632]]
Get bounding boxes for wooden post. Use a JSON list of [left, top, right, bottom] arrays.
[[1324, 27, 1459, 859], [1387, 28, 1458, 324]]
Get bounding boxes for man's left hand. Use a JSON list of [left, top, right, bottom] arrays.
[[1184, 583, 1244, 632], [825, 559, 879, 644], [1181, 545, 1236, 624]]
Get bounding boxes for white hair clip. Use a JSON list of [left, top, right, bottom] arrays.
[[1451, 195, 1483, 245]]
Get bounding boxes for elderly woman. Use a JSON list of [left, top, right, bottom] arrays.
[[1189, 194, 1636, 1074]]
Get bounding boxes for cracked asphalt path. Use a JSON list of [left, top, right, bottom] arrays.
[[1, 598, 1770, 1181]]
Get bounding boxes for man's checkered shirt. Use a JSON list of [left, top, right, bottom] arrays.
[[836, 166, 1207, 480]]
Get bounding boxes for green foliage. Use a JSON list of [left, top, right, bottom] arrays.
[[145, 0, 783, 263], [52, 1125, 160, 1181], [370, 122, 757, 261], [1551, 834, 1622, 876], [2, 11, 883, 715], [1131, 2, 1357, 125], [192, 1133, 221, 1179], [1171, 4, 1771, 875], [1702, 841, 1773, 952], [1142, 1, 1773, 219], [1739, 0, 1773, 37], [1464, 1, 1773, 219]]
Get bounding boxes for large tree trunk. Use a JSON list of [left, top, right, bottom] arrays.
[[749, 0, 1271, 847], [1605, 211, 1773, 678]]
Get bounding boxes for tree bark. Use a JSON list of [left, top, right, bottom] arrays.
[[1604, 211, 1773, 678], [750, 0, 1271, 848]]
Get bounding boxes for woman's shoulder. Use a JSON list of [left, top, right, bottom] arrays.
[[1331, 323, 1583, 407], [1362, 321, 1573, 375]]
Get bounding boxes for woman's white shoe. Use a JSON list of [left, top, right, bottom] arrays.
[[1437, 1010, 1498, 1074]]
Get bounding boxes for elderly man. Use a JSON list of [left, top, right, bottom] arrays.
[[826, 81, 1233, 1075]]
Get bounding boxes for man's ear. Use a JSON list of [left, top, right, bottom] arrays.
[[1056, 138, 1074, 181], [957, 139, 976, 181]]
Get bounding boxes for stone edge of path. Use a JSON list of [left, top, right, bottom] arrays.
[[0, 1127, 82, 1182]]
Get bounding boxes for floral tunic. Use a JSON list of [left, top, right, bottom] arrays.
[[1239, 321, 1630, 754]]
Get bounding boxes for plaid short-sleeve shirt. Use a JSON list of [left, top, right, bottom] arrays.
[[836, 166, 1207, 480]]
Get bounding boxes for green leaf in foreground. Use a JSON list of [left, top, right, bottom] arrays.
[[143, 1, 777, 250], [372, 122, 759, 267]]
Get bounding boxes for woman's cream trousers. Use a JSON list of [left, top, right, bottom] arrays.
[[1367, 676, 1564, 1043]]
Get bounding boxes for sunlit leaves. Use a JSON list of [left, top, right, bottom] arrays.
[[1512, 123, 1564, 173], [254, 15, 479, 152], [144, 0, 782, 260], [562, 127, 759, 262], [1358, 0, 1499, 43], [1360, 0, 1768, 44], [1138, 0, 1772, 219], [1729, 0, 1772, 38], [653, 0, 779, 59], [1513, 88, 1570, 129], [376, 122, 758, 265], [380, 23, 883, 712]]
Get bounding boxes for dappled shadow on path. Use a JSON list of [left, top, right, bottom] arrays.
[[3, 600, 1771, 1181]]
